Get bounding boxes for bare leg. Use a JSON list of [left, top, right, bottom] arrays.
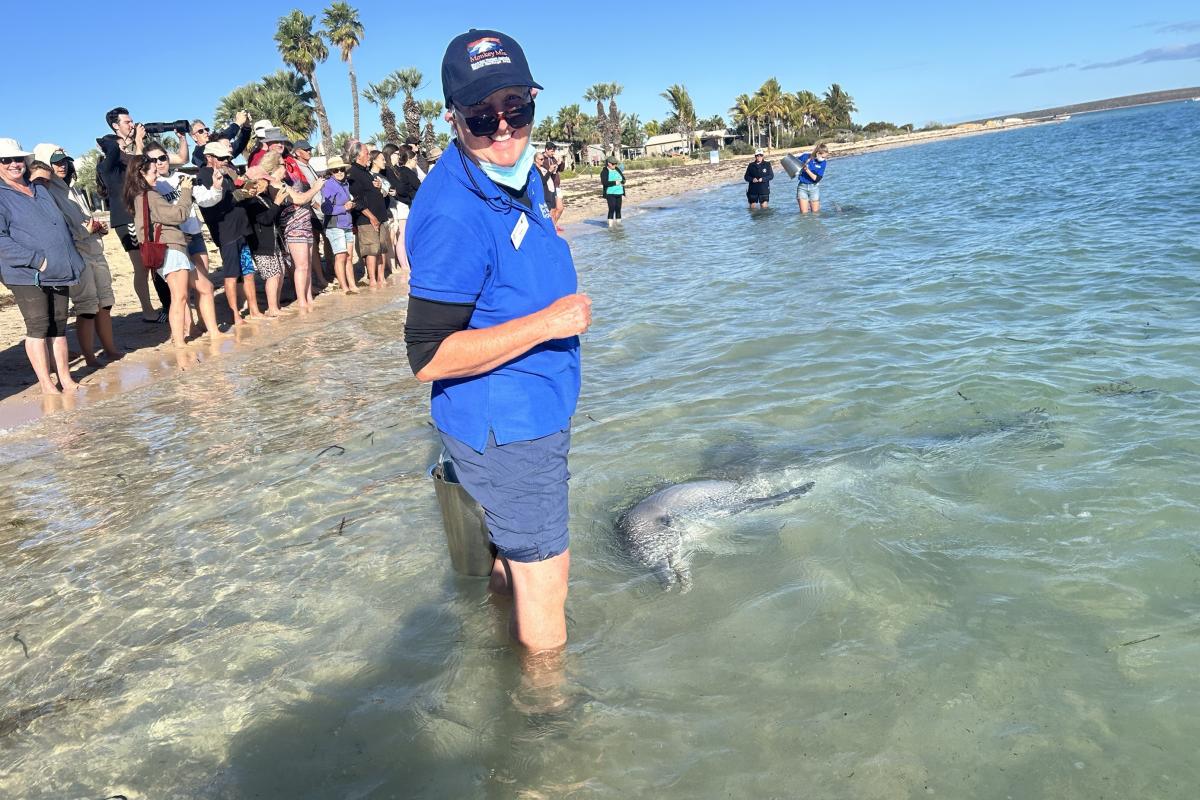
[[507, 549, 570, 653], [48, 337, 78, 392], [393, 219, 410, 284], [264, 274, 283, 315], [24, 337, 60, 394], [243, 274, 264, 318], [333, 252, 350, 292], [95, 308, 122, 358], [365, 255, 378, 289], [191, 272, 225, 337], [288, 241, 313, 310], [129, 249, 157, 320], [798, 198, 812, 214], [223, 277, 242, 326], [76, 316, 99, 368], [166, 270, 191, 346], [811, 199, 821, 213]]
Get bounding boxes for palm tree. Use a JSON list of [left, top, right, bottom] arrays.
[[606, 83, 623, 156], [661, 84, 697, 153], [729, 94, 751, 145], [792, 90, 824, 132], [392, 68, 424, 142], [362, 79, 400, 142], [585, 83, 622, 154], [754, 77, 788, 150], [556, 104, 583, 161], [322, 2, 365, 140], [419, 99, 442, 153], [823, 83, 857, 128], [621, 112, 644, 150], [274, 10, 333, 153], [643, 119, 662, 138], [216, 76, 316, 142]]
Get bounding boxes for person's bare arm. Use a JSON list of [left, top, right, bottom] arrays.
[[415, 294, 591, 382], [168, 132, 189, 166]]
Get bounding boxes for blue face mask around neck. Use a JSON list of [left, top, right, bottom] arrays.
[[476, 141, 536, 191]]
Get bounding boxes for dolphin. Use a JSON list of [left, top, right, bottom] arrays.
[[615, 479, 814, 591]]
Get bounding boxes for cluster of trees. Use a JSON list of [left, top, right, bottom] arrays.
[[212, 3, 447, 155], [531, 80, 866, 163], [729, 79, 858, 149]]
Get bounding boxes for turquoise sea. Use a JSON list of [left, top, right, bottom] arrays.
[[3, 100, 1200, 798]]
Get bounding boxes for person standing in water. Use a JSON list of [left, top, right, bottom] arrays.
[[744, 148, 773, 209], [600, 154, 624, 226], [795, 143, 829, 214], [404, 29, 590, 701]]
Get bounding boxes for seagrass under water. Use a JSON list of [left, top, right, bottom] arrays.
[[2, 101, 1200, 798]]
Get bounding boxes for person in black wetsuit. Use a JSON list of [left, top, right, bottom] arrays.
[[744, 149, 773, 209]]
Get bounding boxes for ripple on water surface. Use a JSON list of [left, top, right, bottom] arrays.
[[3, 102, 1200, 798]]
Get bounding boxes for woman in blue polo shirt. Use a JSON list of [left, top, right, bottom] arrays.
[[404, 30, 592, 664], [795, 143, 829, 214]]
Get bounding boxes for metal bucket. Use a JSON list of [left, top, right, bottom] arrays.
[[430, 456, 495, 577], [780, 154, 802, 179]]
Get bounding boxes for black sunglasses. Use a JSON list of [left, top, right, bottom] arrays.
[[213, 156, 232, 163], [193, 127, 209, 135], [0, 156, 25, 165], [458, 99, 535, 138], [149, 154, 170, 163]]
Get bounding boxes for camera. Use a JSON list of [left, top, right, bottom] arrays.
[[142, 119, 189, 135]]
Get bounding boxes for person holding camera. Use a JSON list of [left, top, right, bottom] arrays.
[[144, 141, 223, 339], [195, 140, 263, 325], [124, 154, 198, 348], [189, 111, 251, 169], [97, 106, 172, 323]]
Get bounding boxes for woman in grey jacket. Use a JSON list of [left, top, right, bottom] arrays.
[[0, 138, 83, 393]]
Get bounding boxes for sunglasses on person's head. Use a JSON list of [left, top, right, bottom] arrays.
[[457, 98, 535, 138], [0, 156, 25, 165]]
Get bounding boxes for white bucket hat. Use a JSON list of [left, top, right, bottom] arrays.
[[0, 138, 33, 163], [252, 119, 275, 138]]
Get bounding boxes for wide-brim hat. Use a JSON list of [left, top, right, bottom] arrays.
[[441, 29, 543, 109], [204, 140, 233, 158], [0, 138, 33, 162], [261, 128, 290, 144], [308, 155, 328, 173], [323, 155, 348, 171]]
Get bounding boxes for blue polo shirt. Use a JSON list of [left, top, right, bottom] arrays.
[[797, 153, 827, 184], [406, 140, 581, 453]]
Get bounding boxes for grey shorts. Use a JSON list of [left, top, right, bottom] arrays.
[[439, 428, 572, 563], [796, 181, 820, 202], [70, 248, 117, 315]]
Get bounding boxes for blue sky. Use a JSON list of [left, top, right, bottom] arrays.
[[5, 0, 1198, 159]]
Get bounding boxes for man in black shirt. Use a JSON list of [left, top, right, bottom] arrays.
[[195, 140, 261, 323], [344, 139, 387, 289], [97, 106, 170, 322]]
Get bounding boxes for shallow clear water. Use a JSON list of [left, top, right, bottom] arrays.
[[4, 101, 1200, 798]]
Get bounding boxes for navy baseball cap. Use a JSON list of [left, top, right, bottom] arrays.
[[441, 29, 542, 109]]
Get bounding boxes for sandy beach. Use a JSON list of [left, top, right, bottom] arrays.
[[0, 116, 1055, 427]]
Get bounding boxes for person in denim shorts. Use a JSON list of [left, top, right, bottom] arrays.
[[795, 143, 829, 213]]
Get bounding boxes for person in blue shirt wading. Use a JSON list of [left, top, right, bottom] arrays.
[[404, 29, 592, 683], [744, 149, 774, 209], [795, 143, 829, 214]]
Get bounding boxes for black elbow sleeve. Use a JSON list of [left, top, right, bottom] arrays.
[[404, 295, 477, 377]]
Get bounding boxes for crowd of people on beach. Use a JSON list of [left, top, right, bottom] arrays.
[[0, 106, 571, 395]]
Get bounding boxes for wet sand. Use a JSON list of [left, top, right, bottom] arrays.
[[0, 118, 1056, 430]]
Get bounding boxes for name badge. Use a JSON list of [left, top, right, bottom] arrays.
[[511, 213, 529, 250]]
